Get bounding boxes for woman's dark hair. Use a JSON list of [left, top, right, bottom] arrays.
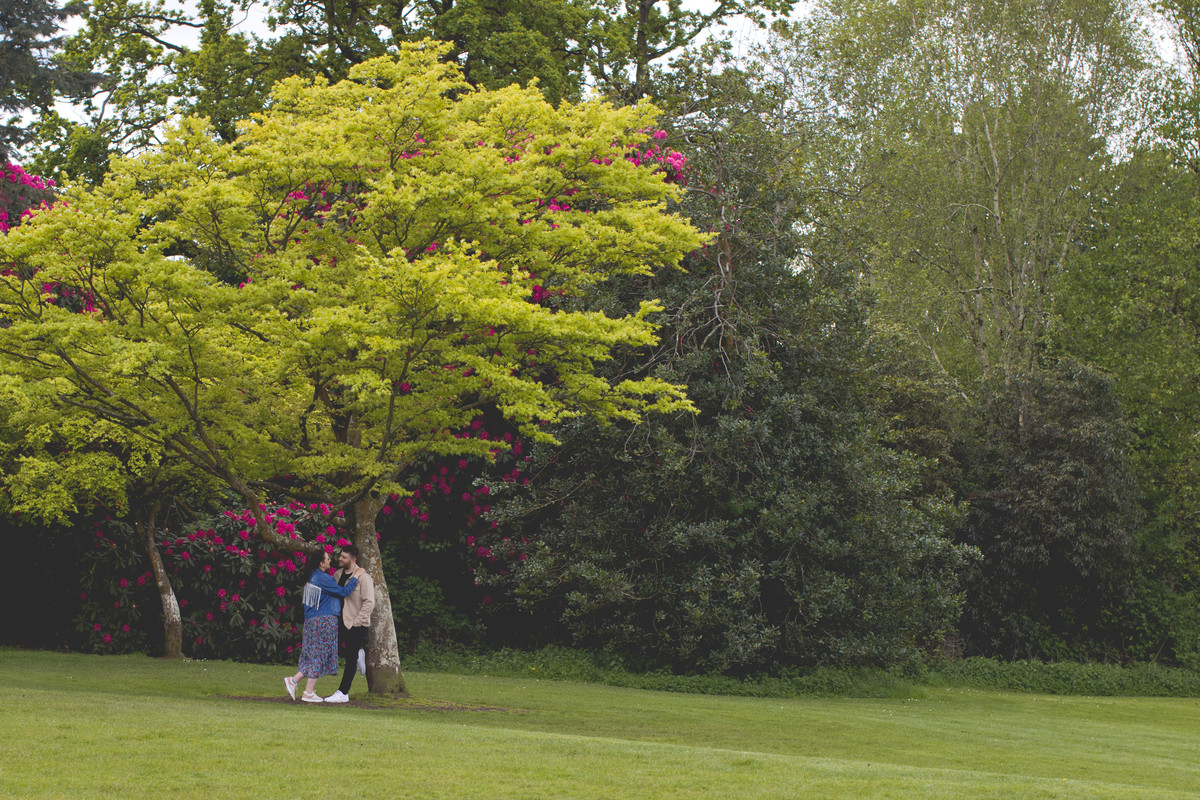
[[303, 548, 330, 577]]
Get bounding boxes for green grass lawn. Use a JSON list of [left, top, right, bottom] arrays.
[[2, 649, 1198, 799]]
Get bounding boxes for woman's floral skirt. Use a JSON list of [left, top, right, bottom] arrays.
[[297, 615, 340, 678]]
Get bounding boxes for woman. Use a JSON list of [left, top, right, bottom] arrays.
[[284, 548, 358, 703]]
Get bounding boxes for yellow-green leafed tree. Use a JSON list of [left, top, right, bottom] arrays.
[[0, 42, 704, 693], [0, 382, 220, 659]]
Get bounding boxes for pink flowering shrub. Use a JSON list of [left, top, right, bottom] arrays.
[[78, 502, 356, 661], [369, 414, 536, 645], [625, 129, 688, 185], [74, 416, 537, 659], [0, 162, 54, 233]]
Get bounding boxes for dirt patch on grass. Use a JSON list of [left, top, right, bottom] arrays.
[[220, 694, 528, 713]]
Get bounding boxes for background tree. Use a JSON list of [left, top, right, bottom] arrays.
[[956, 359, 1142, 659], [476, 49, 972, 672], [31, 0, 796, 182], [0, 0, 101, 158], [1053, 148, 1200, 667], [765, 0, 1162, 661], [0, 45, 705, 690], [779, 0, 1147, 392], [31, 0, 257, 180]]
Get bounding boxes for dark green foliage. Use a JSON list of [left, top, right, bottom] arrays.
[[0, 0, 100, 158], [1106, 567, 1200, 670], [384, 572, 482, 650], [2, 518, 92, 649], [936, 657, 1200, 697], [1053, 150, 1200, 670], [403, 643, 933, 697], [485, 260, 969, 672], [958, 359, 1143, 660], [422, 0, 592, 106], [404, 644, 1200, 698], [476, 57, 972, 673]]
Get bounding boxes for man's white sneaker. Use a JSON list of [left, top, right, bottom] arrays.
[[301, 691, 324, 703], [284, 676, 297, 701], [326, 690, 350, 703], [357, 649, 366, 676]]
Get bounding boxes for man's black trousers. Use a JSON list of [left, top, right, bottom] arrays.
[[338, 620, 368, 694]]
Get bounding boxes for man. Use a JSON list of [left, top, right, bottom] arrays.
[[325, 544, 375, 703]]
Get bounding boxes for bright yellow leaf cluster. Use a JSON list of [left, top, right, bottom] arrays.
[[0, 42, 705, 507]]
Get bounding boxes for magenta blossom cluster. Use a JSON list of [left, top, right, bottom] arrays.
[[625, 130, 688, 184], [368, 416, 535, 611], [77, 504, 362, 661], [0, 162, 55, 232]]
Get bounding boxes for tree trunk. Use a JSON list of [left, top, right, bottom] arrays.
[[134, 502, 183, 659], [351, 494, 408, 695], [634, 0, 653, 100]]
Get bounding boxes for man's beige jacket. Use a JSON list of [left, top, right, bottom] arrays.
[[333, 565, 375, 628]]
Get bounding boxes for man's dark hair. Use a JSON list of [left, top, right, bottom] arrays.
[[340, 544, 360, 558]]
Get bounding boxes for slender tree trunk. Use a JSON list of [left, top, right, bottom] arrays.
[[134, 501, 183, 659], [634, 0, 652, 100], [351, 494, 408, 695]]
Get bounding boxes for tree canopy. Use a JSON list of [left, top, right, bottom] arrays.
[[0, 0, 100, 158], [0, 43, 705, 687]]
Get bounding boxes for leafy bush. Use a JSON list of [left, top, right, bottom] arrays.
[[937, 657, 1200, 697], [473, 260, 974, 673], [406, 644, 1200, 698], [77, 503, 355, 662], [957, 360, 1144, 661], [74, 430, 533, 661]]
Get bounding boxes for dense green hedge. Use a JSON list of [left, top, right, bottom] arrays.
[[403, 645, 1200, 698]]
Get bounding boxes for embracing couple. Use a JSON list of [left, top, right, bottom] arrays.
[[284, 544, 375, 704]]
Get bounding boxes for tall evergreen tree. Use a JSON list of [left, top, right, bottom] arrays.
[[0, 0, 99, 158]]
